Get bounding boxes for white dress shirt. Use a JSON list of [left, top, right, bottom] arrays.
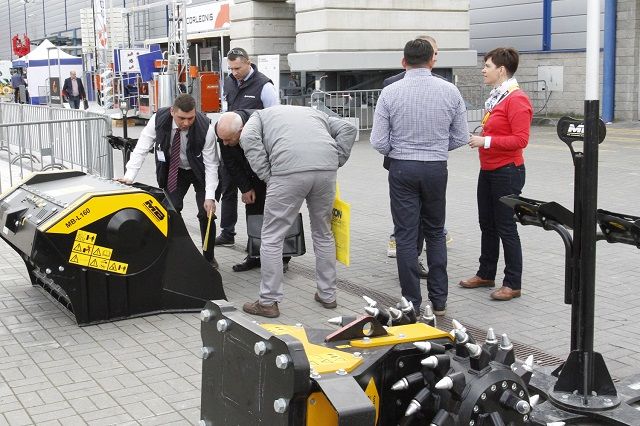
[[124, 113, 220, 200]]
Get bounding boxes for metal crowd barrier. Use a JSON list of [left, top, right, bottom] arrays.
[[0, 103, 113, 193], [459, 79, 551, 132], [284, 78, 551, 133], [309, 89, 381, 131]]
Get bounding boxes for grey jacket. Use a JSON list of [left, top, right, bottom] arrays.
[[239, 105, 357, 182]]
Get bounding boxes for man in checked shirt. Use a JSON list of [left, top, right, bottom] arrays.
[[371, 38, 468, 317]]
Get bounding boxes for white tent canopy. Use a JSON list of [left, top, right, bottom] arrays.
[[12, 39, 83, 104], [16, 39, 80, 63]]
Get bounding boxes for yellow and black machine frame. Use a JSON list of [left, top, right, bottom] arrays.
[[0, 170, 225, 325], [200, 300, 542, 426]]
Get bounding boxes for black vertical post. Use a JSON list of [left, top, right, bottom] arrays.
[[569, 153, 583, 352], [579, 99, 599, 395], [122, 116, 128, 140]]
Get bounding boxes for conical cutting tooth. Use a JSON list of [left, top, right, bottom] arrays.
[[364, 306, 391, 326], [422, 305, 436, 327], [452, 319, 466, 332], [327, 316, 357, 327], [414, 341, 446, 354], [529, 394, 540, 408], [362, 295, 377, 307], [391, 372, 423, 391], [485, 327, 498, 345], [404, 387, 431, 417]]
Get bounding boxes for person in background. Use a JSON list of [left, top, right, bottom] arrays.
[[11, 70, 26, 104], [371, 39, 468, 316], [215, 47, 279, 273], [115, 94, 220, 267], [62, 71, 86, 109], [460, 47, 533, 301], [214, 109, 292, 273], [382, 35, 452, 279], [216, 105, 357, 318]]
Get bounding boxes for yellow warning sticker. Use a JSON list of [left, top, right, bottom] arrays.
[[75, 230, 97, 244], [72, 242, 94, 256], [91, 245, 113, 260], [69, 252, 91, 266], [87, 257, 109, 270], [107, 261, 128, 275]]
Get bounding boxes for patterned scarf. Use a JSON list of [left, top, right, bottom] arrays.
[[485, 77, 519, 112]]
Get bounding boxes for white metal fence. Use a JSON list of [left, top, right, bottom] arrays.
[[0, 103, 113, 193], [283, 80, 550, 133], [309, 89, 381, 131], [458, 79, 551, 132]]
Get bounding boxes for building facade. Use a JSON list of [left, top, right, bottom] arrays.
[[455, 0, 640, 121], [1, 0, 637, 120]]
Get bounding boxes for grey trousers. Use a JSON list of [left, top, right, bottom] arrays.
[[259, 170, 337, 305]]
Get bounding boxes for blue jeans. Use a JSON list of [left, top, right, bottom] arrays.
[[68, 95, 81, 109], [389, 159, 448, 310], [476, 163, 526, 289]]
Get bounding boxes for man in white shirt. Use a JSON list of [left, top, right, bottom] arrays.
[[116, 94, 220, 266]]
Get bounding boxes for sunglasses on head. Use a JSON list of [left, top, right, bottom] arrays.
[[228, 49, 247, 59]]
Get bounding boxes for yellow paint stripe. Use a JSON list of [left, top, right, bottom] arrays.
[[44, 192, 168, 237]]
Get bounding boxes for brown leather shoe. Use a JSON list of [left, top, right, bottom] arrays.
[[490, 286, 521, 301], [314, 292, 338, 309], [459, 275, 495, 288], [242, 300, 280, 318]]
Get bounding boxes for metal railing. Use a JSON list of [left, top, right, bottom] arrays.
[[458, 79, 552, 131], [280, 79, 551, 133], [309, 89, 381, 131], [0, 103, 113, 193]]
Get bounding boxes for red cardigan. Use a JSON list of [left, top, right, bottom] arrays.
[[480, 90, 533, 171]]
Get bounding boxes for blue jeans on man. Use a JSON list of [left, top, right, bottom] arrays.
[[389, 159, 448, 311], [68, 95, 81, 109]]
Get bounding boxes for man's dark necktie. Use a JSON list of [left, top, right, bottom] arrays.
[[167, 130, 181, 193]]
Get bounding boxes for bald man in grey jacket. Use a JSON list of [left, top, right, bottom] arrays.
[[216, 105, 357, 318]]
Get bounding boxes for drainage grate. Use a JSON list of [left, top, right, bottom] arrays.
[[287, 263, 566, 367]]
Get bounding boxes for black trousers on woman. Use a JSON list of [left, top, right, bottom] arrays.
[[476, 163, 526, 289]]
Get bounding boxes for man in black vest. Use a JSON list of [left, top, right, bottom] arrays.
[[215, 47, 280, 272], [116, 94, 219, 266]]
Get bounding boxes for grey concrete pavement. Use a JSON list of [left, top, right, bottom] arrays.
[[1, 121, 640, 424]]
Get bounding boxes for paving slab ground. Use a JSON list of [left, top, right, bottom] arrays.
[[1, 121, 640, 424]]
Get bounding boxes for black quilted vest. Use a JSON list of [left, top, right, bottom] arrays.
[[224, 64, 272, 111], [154, 107, 210, 188]]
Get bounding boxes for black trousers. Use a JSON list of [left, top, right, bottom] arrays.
[[167, 168, 215, 262], [215, 161, 238, 238], [389, 159, 448, 310], [476, 163, 526, 289]]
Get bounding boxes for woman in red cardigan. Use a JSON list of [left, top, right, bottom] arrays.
[[460, 47, 533, 301]]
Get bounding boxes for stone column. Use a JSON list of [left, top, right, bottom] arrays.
[[230, 0, 296, 71]]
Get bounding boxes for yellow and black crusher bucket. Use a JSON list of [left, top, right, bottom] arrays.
[[0, 170, 226, 325]]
